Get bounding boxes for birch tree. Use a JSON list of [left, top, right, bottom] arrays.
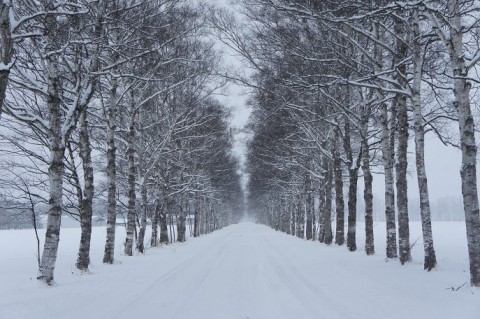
[[423, 0, 480, 285], [411, 8, 436, 270]]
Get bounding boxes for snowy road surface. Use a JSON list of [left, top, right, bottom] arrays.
[[1, 222, 479, 319]]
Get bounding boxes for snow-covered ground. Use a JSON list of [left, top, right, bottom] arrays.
[[0, 221, 478, 319]]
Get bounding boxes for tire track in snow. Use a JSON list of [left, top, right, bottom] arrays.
[[256, 236, 333, 318], [111, 223, 399, 319], [108, 228, 237, 319], [168, 239, 232, 319], [259, 232, 398, 319]]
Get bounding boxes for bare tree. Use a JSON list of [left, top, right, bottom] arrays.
[[424, 0, 480, 285]]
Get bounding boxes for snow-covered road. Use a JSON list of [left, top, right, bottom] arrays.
[[1, 222, 479, 319]]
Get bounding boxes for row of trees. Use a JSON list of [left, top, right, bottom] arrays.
[[216, 0, 480, 286], [0, 0, 243, 284]]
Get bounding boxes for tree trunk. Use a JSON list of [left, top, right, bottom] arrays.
[[66, 142, 83, 209], [318, 162, 326, 243], [199, 196, 206, 235], [201, 197, 207, 235], [73, 0, 105, 269], [305, 171, 313, 240], [193, 195, 200, 237], [205, 198, 210, 234], [333, 128, 345, 246], [374, 21, 397, 259], [281, 195, 291, 235], [151, 179, 160, 247], [282, 197, 289, 233], [447, 0, 480, 286], [159, 195, 169, 244], [38, 66, 63, 284], [38, 144, 64, 284], [412, 10, 436, 270], [124, 94, 136, 256], [271, 202, 277, 230], [0, 2, 13, 117], [211, 204, 217, 232], [177, 193, 187, 242], [136, 105, 148, 253], [103, 77, 118, 264], [136, 182, 148, 253], [381, 100, 397, 259], [361, 115, 374, 255], [289, 196, 295, 236], [394, 15, 411, 265], [346, 168, 359, 251], [76, 110, 95, 271], [395, 92, 411, 264], [295, 194, 304, 238], [324, 159, 333, 245], [37, 9, 64, 283], [343, 120, 359, 252]]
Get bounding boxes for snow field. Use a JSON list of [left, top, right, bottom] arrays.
[[0, 221, 478, 319]]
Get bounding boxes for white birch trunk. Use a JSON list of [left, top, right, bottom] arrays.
[[318, 156, 327, 243], [37, 6, 64, 284], [333, 128, 345, 246], [305, 170, 313, 240], [150, 174, 160, 247], [412, 10, 436, 270], [375, 21, 397, 259], [0, 1, 13, 117], [177, 192, 187, 242], [124, 91, 137, 256], [136, 181, 147, 253], [201, 196, 207, 235], [324, 159, 333, 245], [159, 193, 169, 244], [381, 100, 397, 259], [39, 143, 64, 284], [103, 77, 118, 263], [446, 0, 480, 286], [383, 109, 398, 252], [38, 94, 64, 284], [205, 197, 210, 234], [361, 108, 374, 256], [394, 15, 411, 265], [295, 194, 304, 239], [344, 121, 359, 252], [193, 194, 200, 237], [136, 108, 147, 253], [76, 110, 94, 271], [289, 196, 295, 236]]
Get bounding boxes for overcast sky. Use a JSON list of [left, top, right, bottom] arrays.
[[369, 134, 464, 202]]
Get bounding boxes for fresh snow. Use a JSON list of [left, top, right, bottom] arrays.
[[0, 221, 479, 319]]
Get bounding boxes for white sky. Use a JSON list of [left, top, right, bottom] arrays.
[[367, 134, 464, 202]]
